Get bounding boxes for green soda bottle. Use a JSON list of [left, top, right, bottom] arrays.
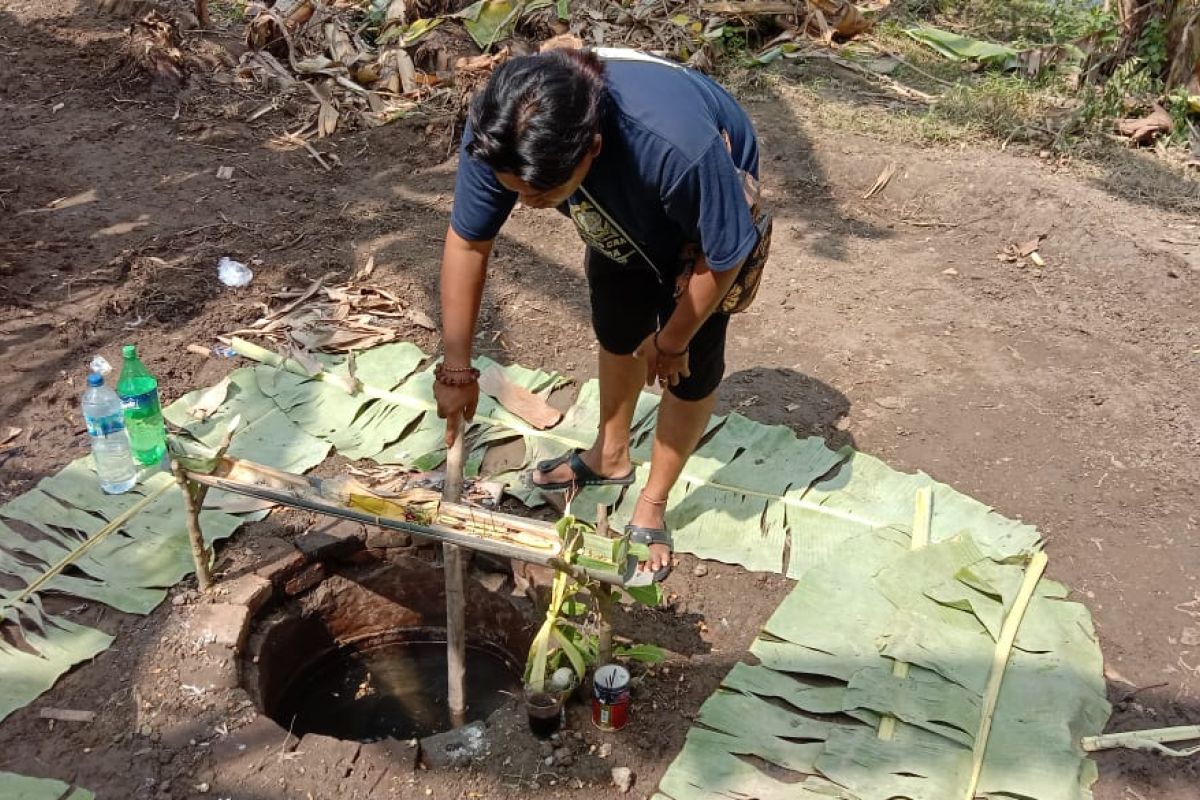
[[117, 344, 167, 466]]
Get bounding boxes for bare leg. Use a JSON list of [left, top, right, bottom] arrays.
[[531, 346, 643, 485], [630, 390, 716, 571]]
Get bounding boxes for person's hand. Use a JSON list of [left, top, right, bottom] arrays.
[[434, 380, 479, 446], [635, 331, 690, 388]]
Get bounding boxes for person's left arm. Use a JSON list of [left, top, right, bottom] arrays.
[[638, 254, 740, 386], [640, 136, 758, 386]]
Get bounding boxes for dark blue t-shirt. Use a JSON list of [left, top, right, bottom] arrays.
[[450, 51, 760, 274]]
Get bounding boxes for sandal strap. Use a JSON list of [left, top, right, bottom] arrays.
[[535, 448, 582, 474], [528, 449, 637, 491], [566, 451, 603, 484], [626, 524, 674, 549]]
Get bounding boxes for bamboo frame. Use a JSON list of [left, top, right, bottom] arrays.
[[179, 464, 635, 586], [172, 422, 238, 592], [173, 461, 214, 591]]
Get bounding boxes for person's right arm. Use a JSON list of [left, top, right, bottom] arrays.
[[435, 227, 493, 445]]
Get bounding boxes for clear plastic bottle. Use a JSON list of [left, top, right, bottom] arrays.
[[81, 372, 138, 494], [117, 344, 167, 466]]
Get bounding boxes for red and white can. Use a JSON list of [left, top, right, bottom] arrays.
[[592, 664, 631, 731]]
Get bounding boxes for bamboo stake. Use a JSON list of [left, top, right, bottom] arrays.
[[173, 461, 213, 591], [170, 421, 238, 593], [595, 503, 615, 665], [962, 549, 1048, 799], [878, 485, 932, 741], [443, 429, 468, 729], [1082, 725, 1200, 757]]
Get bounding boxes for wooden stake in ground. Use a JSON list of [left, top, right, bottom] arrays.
[[172, 460, 214, 592], [443, 429, 468, 728], [595, 504, 615, 665], [171, 418, 240, 593]]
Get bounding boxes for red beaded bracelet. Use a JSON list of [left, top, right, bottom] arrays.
[[434, 362, 480, 386]]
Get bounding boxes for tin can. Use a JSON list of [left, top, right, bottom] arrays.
[[592, 664, 631, 731]]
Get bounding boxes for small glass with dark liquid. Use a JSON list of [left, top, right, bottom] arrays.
[[525, 692, 563, 739]]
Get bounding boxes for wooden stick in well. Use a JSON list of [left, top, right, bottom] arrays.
[[443, 429, 468, 728]]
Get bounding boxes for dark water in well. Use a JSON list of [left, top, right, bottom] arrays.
[[274, 636, 521, 742]]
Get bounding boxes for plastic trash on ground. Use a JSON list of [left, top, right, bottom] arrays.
[[218, 257, 253, 288]]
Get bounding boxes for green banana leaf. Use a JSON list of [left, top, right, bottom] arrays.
[[0, 600, 113, 724], [657, 488, 1107, 800], [0, 361, 333, 720], [0, 772, 94, 800], [905, 25, 1019, 69], [456, 0, 523, 50]]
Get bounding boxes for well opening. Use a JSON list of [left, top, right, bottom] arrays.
[[243, 553, 533, 743]]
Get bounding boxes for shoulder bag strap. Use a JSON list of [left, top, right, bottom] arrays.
[[577, 184, 669, 287]]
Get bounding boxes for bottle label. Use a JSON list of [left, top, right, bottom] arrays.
[[121, 389, 161, 413], [86, 413, 126, 437]]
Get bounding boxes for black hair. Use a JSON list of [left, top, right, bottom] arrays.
[[467, 49, 606, 190]]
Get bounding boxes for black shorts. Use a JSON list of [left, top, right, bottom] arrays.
[[584, 249, 729, 401]]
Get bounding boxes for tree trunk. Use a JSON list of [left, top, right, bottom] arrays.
[[1165, 2, 1200, 91], [1097, 1, 1200, 91]]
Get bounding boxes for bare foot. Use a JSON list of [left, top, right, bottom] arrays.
[[646, 543, 671, 572]]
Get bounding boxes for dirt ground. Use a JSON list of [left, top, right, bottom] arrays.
[[2, 2, 1199, 799]]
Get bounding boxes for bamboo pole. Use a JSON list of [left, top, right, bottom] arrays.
[[595, 503, 615, 665], [962, 550, 1049, 799], [1082, 725, 1200, 757], [878, 485, 932, 741], [181, 472, 643, 582], [443, 429, 468, 728]]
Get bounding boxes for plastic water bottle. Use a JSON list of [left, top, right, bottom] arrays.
[[117, 344, 167, 466], [81, 372, 138, 494]]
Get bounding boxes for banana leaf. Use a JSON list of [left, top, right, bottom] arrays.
[[0, 772, 94, 800], [658, 489, 1107, 800], [456, 0, 523, 50], [905, 25, 1018, 69]]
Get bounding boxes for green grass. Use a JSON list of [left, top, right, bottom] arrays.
[[208, 0, 251, 26], [932, 73, 1064, 143]]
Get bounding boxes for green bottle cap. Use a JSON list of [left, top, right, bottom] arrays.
[[122, 344, 137, 359]]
